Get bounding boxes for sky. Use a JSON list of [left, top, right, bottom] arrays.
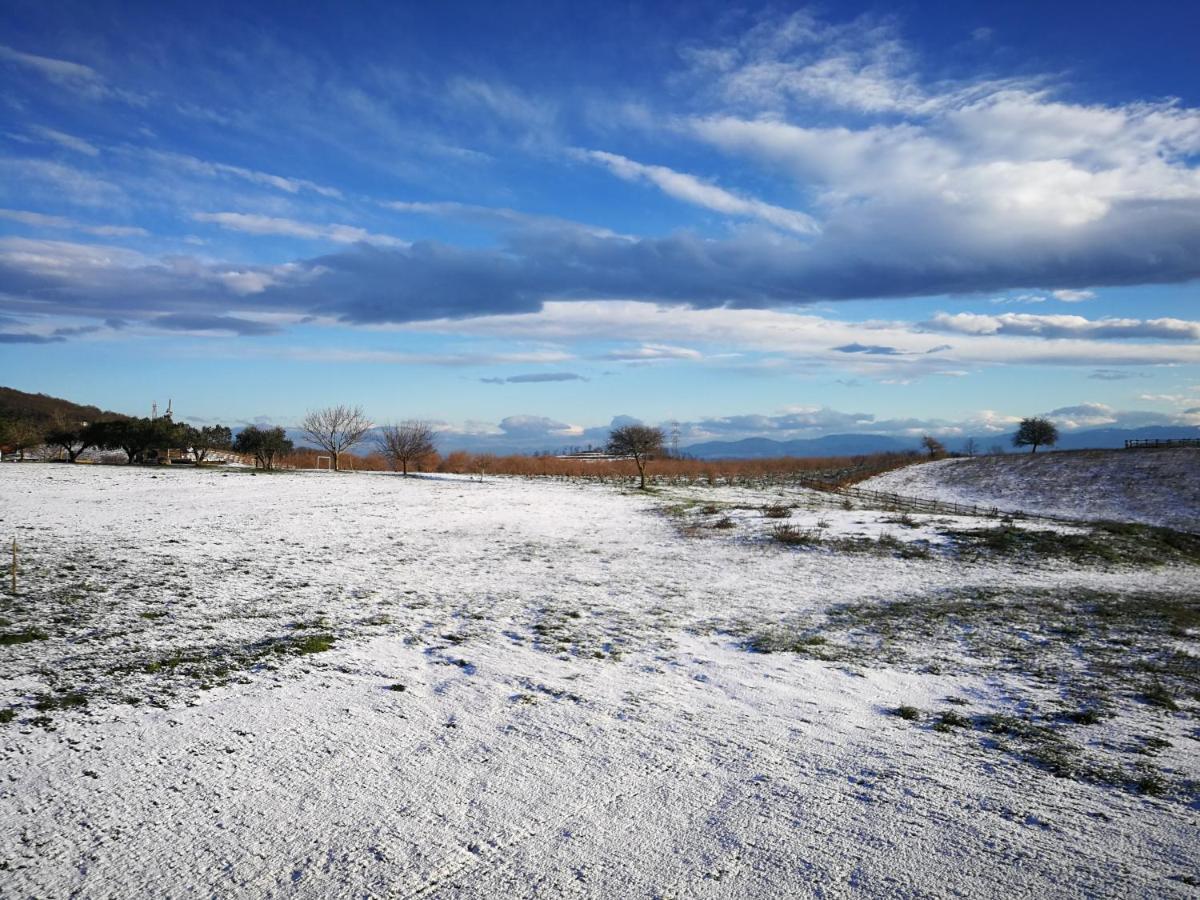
[[0, 0, 1198, 452]]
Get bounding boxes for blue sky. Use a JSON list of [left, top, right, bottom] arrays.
[[1, 0, 1198, 451]]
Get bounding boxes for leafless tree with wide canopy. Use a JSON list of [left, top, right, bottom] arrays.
[[375, 420, 437, 475], [299, 405, 372, 471]]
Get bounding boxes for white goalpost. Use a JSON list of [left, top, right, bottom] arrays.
[[316, 456, 332, 471]]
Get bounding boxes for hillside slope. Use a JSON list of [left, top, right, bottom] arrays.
[[0, 385, 127, 425], [858, 448, 1200, 532]]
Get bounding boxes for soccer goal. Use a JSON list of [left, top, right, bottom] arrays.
[[316, 456, 333, 470]]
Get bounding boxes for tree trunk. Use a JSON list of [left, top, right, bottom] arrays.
[[333, 450, 340, 472], [636, 457, 647, 489], [402, 459, 408, 475]]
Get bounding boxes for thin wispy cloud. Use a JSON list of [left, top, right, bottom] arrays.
[[579, 149, 820, 235], [192, 212, 408, 248]]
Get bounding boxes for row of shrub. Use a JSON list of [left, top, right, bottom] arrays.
[[278, 446, 917, 485]]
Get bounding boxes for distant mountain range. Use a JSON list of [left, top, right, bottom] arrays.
[[683, 426, 1200, 459]]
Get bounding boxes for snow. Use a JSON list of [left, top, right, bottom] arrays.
[[858, 448, 1200, 532], [1, 464, 1197, 898]]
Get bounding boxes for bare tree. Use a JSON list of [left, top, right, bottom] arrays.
[[299, 405, 372, 471], [920, 434, 946, 458], [607, 423, 665, 489], [375, 421, 437, 475], [962, 437, 978, 457]]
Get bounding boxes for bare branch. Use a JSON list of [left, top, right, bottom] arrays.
[[299, 405, 372, 471], [375, 421, 437, 475]]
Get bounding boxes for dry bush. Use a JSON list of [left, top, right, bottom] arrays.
[[429, 450, 917, 485], [278, 447, 918, 485]]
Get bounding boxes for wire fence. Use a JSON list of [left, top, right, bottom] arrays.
[[1124, 439, 1200, 449], [792, 475, 1075, 524]]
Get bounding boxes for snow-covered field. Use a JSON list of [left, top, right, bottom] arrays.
[[1, 464, 1198, 898], [859, 448, 1200, 532]]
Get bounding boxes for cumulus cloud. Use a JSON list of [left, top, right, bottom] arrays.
[[497, 415, 580, 438], [1, 9, 1198, 364], [670, 12, 1200, 296]]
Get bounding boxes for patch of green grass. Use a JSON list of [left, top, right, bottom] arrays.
[[893, 705, 920, 721], [1133, 769, 1168, 796], [747, 630, 829, 654], [771, 524, 821, 546], [933, 710, 971, 732], [944, 522, 1200, 566], [1139, 682, 1179, 711], [742, 586, 1196, 799], [283, 633, 336, 655], [0, 629, 49, 646], [0, 708, 15, 724], [762, 504, 792, 519], [33, 691, 89, 712]]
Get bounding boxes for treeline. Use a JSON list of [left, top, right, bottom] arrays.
[[1, 397, 918, 485], [0, 415, 302, 470]]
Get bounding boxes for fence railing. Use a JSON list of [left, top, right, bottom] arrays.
[[1124, 439, 1200, 449], [792, 474, 1074, 524]]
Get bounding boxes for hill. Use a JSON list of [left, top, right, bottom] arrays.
[[0, 385, 129, 426], [858, 447, 1200, 532]]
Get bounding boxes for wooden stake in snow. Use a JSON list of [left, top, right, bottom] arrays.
[[10, 536, 16, 595]]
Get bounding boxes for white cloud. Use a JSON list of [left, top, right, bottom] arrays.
[[0, 43, 145, 104], [0, 44, 104, 88], [0, 208, 147, 237], [406, 300, 1200, 370], [601, 343, 703, 361], [579, 149, 820, 235], [192, 212, 408, 248], [28, 125, 99, 156], [138, 149, 343, 199], [0, 159, 125, 207], [923, 311, 1200, 340], [1052, 289, 1096, 302]]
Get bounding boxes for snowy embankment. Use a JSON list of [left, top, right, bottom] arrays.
[[858, 448, 1200, 532], [0, 464, 1197, 898]]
